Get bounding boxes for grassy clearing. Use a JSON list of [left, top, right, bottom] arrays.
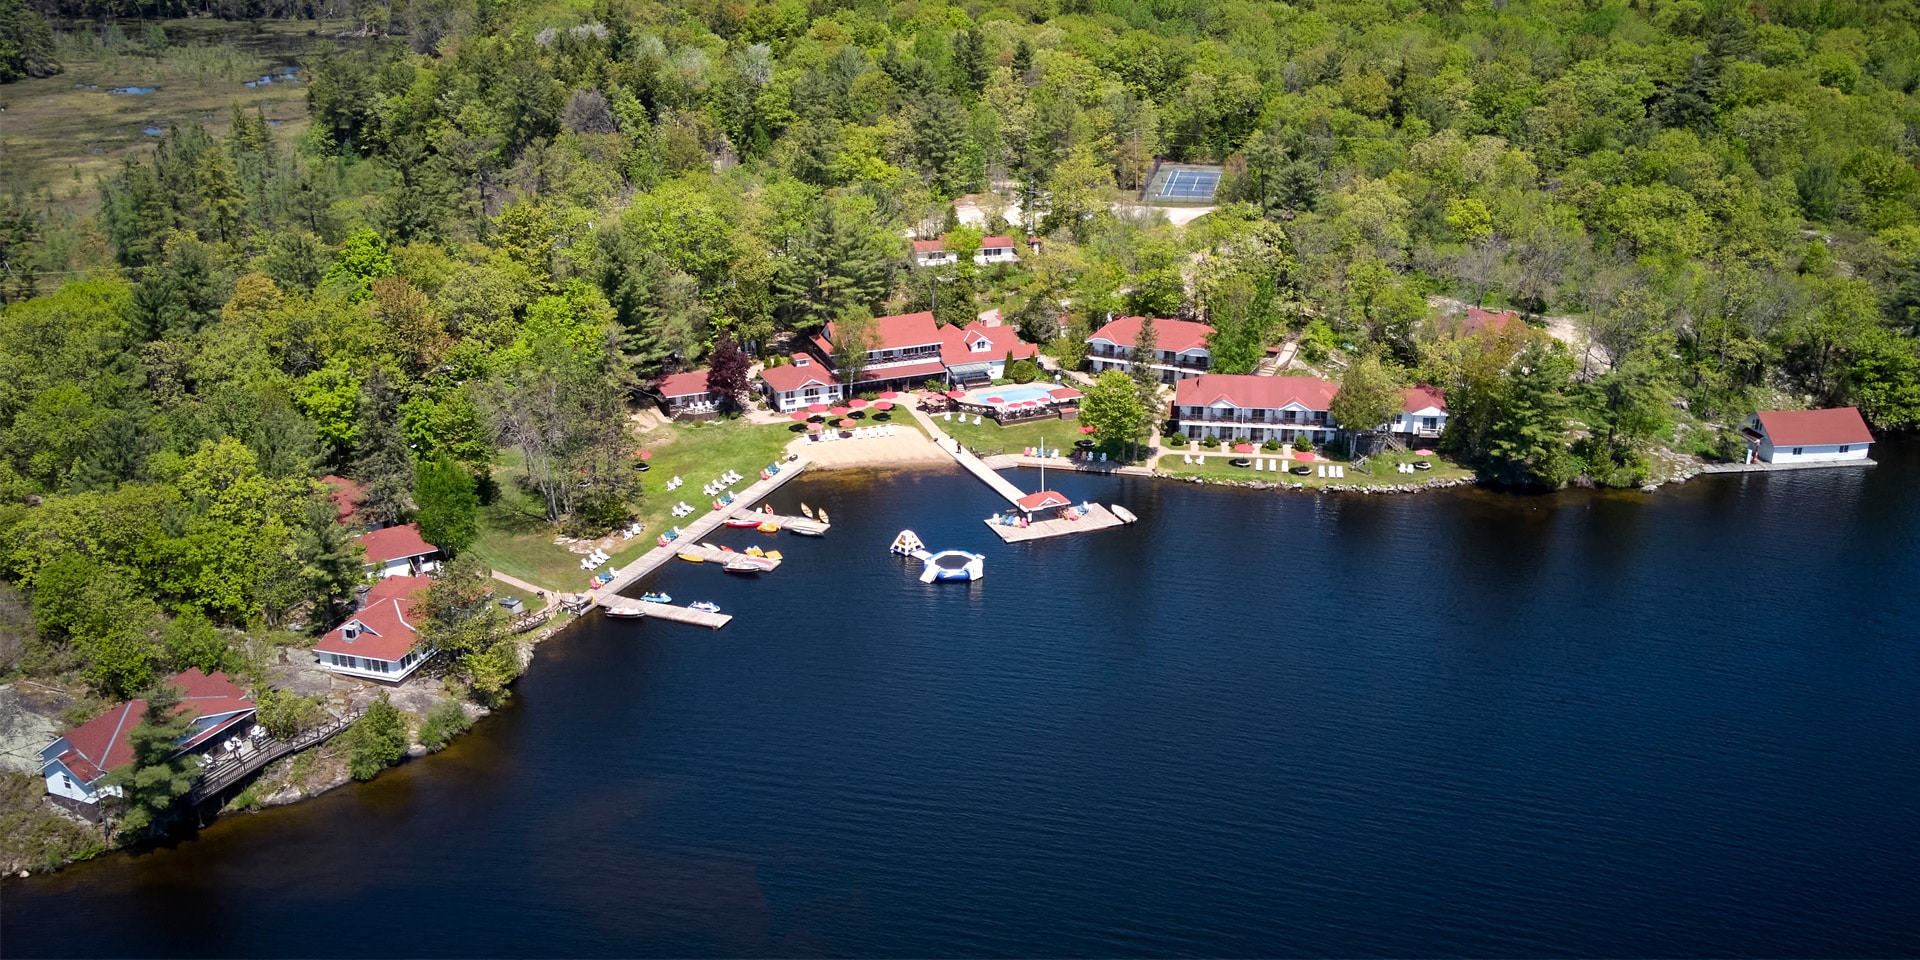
[[0, 19, 322, 204], [939, 412, 1140, 461], [1154, 448, 1475, 488], [467, 418, 795, 590]]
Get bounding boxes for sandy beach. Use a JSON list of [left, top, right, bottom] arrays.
[[790, 424, 953, 470]]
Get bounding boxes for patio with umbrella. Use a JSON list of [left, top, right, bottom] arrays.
[[1079, 425, 1097, 434], [830, 405, 851, 416], [985, 395, 1005, 405], [848, 397, 868, 409], [945, 390, 967, 401], [1075, 438, 1096, 450], [807, 402, 830, 414], [806, 422, 822, 432], [789, 410, 809, 421], [878, 390, 899, 400], [837, 418, 856, 428], [873, 400, 894, 411]]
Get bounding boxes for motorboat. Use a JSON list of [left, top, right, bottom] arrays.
[[1112, 505, 1138, 524], [724, 556, 773, 575], [602, 605, 645, 619], [690, 601, 721, 613], [640, 592, 671, 603], [724, 517, 764, 528]]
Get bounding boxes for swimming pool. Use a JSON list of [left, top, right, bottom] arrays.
[[968, 384, 1057, 406]]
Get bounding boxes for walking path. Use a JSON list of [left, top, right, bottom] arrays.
[[490, 570, 556, 610]]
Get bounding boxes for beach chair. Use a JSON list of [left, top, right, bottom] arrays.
[[943, 411, 952, 421], [973, 415, 982, 425], [1099, 452, 1107, 463], [1183, 454, 1192, 464]]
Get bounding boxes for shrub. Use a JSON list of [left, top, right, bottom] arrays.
[[418, 698, 473, 752], [1201, 435, 1220, 448], [255, 688, 325, 739], [1163, 432, 1187, 447], [345, 692, 409, 781], [1293, 437, 1314, 452], [1262, 439, 1282, 451], [1007, 358, 1042, 383]]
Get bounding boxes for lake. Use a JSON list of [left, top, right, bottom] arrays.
[[5, 446, 1918, 957]]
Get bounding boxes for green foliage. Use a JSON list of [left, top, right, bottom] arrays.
[[414, 454, 479, 556], [1080, 370, 1148, 454], [1007, 359, 1041, 384], [254, 687, 325, 740], [345, 692, 409, 781], [104, 684, 196, 835], [418, 698, 473, 752], [161, 611, 231, 675], [1330, 354, 1402, 436], [0, 772, 104, 874], [0, 0, 60, 82]]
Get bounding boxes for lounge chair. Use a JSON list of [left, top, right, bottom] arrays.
[[1197, 455, 1205, 465]]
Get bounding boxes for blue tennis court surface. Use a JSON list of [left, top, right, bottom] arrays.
[[1160, 168, 1221, 199]]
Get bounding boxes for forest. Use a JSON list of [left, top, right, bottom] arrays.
[[2, 0, 1920, 705]]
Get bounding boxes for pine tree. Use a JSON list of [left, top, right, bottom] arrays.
[[352, 368, 416, 526], [952, 27, 989, 94], [198, 145, 245, 244], [1011, 39, 1033, 80], [1129, 315, 1161, 399], [104, 684, 196, 836]]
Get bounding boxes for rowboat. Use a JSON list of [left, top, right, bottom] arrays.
[[800, 503, 814, 519], [724, 517, 764, 528], [723, 557, 769, 575], [818, 509, 830, 524], [785, 519, 828, 537], [602, 605, 645, 619], [1111, 505, 1138, 524], [677, 551, 704, 563]]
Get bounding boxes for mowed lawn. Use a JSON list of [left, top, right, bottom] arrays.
[[938, 411, 1140, 462], [468, 418, 796, 590]]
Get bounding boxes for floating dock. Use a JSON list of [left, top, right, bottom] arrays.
[[629, 600, 732, 629], [984, 503, 1127, 543], [671, 542, 784, 570]]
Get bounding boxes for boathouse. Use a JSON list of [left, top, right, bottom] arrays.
[[1015, 490, 1071, 515], [40, 669, 256, 809], [1086, 316, 1214, 384], [1741, 408, 1873, 463], [358, 523, 442, 579], [313, 575, 434, 682]]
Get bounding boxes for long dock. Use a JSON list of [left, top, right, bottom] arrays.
[[984, 503, 1127, 543], [586, 456, 812, 609], [910, 408, 1027, 506]]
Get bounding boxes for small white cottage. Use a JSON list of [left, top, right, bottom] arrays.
[[1741, 408, 1873, 464]]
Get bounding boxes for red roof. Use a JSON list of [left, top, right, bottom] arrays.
[[1087, 316, 1215, 354], [1755, 408, 1872, 446], [320, 475, 364, 525], [1016, 490, 1070, 512], [1176, 374, 1337, 411], [1402, 384, 1447, 414], [980, 236, 1016, 248], [655, 369, 711, 399], [760, 362, 839, 393], [942, 322, 1037, 366], [1461, 307, 1520, 338], [912, 238, 948, 254], [53, 670, 255, 784], [1048, 386, 1084, 401], [825, 311, 947, 354], [865, 358, 950, 382], [358, 523, 438, 564], [313, 575, 432, 663]]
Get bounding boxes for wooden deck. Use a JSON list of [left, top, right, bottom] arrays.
[[618, 600, 732, 629], [587, 458, 811, 609], [910, 409, 1029, 506], [984, 503, 1128, 543]]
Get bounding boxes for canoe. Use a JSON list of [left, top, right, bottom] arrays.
[[800, 503, 814, 518], [677, 552, 704, 563]]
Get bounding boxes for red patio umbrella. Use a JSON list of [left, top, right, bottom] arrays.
[[837, 418, 856, 428], [1079, 425, 1096, 434], [986, 396, 1005, 404], [848, 397, 869, 409], [807, 403, 830, 413], [806, 422, 822, 432], [829, 405, 851, 416], [1295, 450, 1317, 462], [879, 390, 899, 400], [873, 400, 895, 411], [789, 410, 809, 421], [639, 450, 652, 460], [945, 390, 966, 400], [1233, 443, 1254, 453]]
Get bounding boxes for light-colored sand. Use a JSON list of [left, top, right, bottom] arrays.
[[791, 426, 952, 470]]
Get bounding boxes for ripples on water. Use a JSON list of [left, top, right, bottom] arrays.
[[6, 447, 1919, 957]]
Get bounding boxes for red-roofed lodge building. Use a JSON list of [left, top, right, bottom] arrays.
[[1740, 408, 1874, 464], [759, 354, 846, 412], [313, 575, 435, 682], [1087, 316, 1215, 384], [1172, 375, 1340, 444], [652, 368, 719, 421], [359, 522, 442, 580], [39, 670, 257, 808], [759, 311, 1037, 410]]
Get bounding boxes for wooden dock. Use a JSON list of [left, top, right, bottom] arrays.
[[668, 541, 783, 570], [984, 503, 1128, 543], [623, 600, 732, 629], [585, 457, 811, 610]]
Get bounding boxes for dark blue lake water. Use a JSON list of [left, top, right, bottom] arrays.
[[5, 447, 1919, 957]]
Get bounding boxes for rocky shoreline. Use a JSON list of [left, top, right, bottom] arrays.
[[1153, 471, 1482, 494]]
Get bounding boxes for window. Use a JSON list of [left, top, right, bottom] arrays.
[[1423, 417, 1437, 430], [1792, 447, 1803, 455], [61, 774, 72, 789], [1840, 445, 1850, 453]]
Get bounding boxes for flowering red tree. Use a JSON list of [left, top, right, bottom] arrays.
[[707, 333, 751, 413]]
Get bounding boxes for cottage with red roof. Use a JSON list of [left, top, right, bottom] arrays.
[[1740, 408, 1873, 464], [313, 575, 435, 682], [1087, 316, 1215, 384], [1391, 384, 1449, 441], [760, 312, 1037, 409], [1436, 306, 1522, 340], [39, 669, 256, 808], [1172, 375, 1340, 444], [758, 354, 846, 412], [911, 234, 1020, 267], [653, 368, 717, 421], [359, 522, 442, 579]]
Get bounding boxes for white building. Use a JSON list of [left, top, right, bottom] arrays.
[[759, 312, 1037, 410], [910, 235, 1020, 267], [312, 575, 435, 682], [1172, 375, 1340, 444], [358, 523, 442, 580], [1741, 408, 1874, 463], [40, 670, 256, 808], [758, 355, 846, 413], [1391, 385, 1448, 442], [1086, 316, 1214, 384]]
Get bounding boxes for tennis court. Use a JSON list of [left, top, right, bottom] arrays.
[[1145, 163, 1223, 203]]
